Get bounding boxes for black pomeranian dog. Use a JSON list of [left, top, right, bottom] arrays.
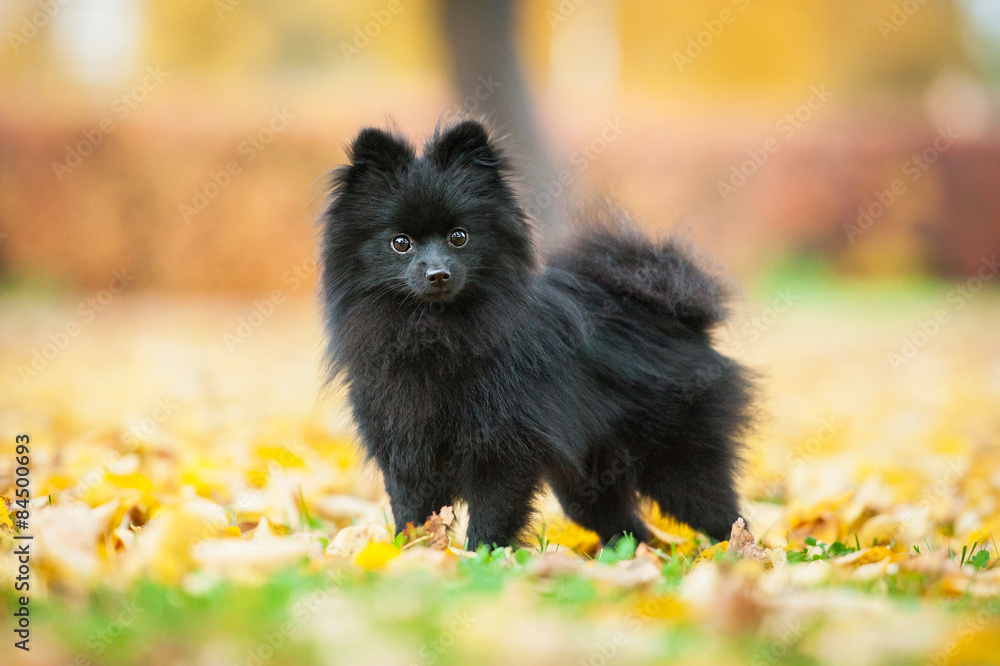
[[320, 119, 754, 549]]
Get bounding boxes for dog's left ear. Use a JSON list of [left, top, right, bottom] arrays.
[[428, 120, 501, 170], [348, 127, 415, 175]]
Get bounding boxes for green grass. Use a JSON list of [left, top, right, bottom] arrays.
[[9, 540, 983, 666], [753, 252, 999, 310]]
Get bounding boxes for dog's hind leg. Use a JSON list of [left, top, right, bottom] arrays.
[[550, 447, 649, 546], [638, 447, 740, 542]]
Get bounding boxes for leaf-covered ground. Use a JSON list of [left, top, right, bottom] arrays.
[[2, 276, 1000, 665]]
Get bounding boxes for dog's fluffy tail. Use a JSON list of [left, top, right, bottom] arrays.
[[549, 204, 731, 332]]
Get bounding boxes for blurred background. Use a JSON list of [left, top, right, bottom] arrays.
[[2, 5, 1000, 663], [2, 0, 999, 292]]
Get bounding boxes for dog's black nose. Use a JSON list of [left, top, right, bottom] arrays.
[[426, 268, 450, 285]]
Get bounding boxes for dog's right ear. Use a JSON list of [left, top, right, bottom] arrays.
[[346, 127, 414, 177]]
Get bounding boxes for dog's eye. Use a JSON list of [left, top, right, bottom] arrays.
[[449, 229, 468, 247], [391, 235, 411, 253]]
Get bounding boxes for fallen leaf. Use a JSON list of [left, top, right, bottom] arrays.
[[694, 541, 729, 566], [0, 496, 14, 536], [541, 517, 601, 555], [313, 495, 383, 525], [834, 546, 899, 568], [121, 497, 229, 584], [728, 518, 769, 564], [424, 506, 454, 550], [585, 557, 663, 588], [34, 501, 112, 585], [354, 541, 401, 570], [192, 516, 318, 583], [634, 542, 663, 567], [325, 523, 391, 560], [387, 547, 458, 572], [528, 552, 586, 578]]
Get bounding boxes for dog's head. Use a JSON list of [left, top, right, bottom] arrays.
[[322, 120, 534, 307]]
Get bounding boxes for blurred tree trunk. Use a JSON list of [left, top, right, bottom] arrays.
[[440, 0, 560, 244]]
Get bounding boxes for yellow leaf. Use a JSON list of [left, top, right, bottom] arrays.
[[308, 437, 360, 470], [180, 460, 229, 497], [835, 545, 899, 567], [107, 473, 154, 494], [256, 445, 305, 467], [787, 492, 853, 545], [246, 468, 268, 488], [81, 474, 154, 508], [0, 496, 13, 532], [644, 502, 700, 557], [943, 621, 1000, 665], [632, 593, 688, 623], [40, 474, 75, 493], [544, 517, 601, 555], [930, 433, 966, 455], [694, 541, 729, 566], [939, 575, 972, 597], [967, 522, 1000, 552], [124, 498, 229, 584], [354, 541, 401, 570], [328, 442, 358, 471]]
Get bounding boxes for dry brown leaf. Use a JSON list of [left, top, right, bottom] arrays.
[[420, 506, 455, 550], [634, 542, 663, 567], [728, 517, 769, 564], [901, 548, 961, 576], [112, 510, 138, 552]]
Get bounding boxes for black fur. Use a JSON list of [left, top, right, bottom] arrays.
[[319, 120, 754, 549]]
